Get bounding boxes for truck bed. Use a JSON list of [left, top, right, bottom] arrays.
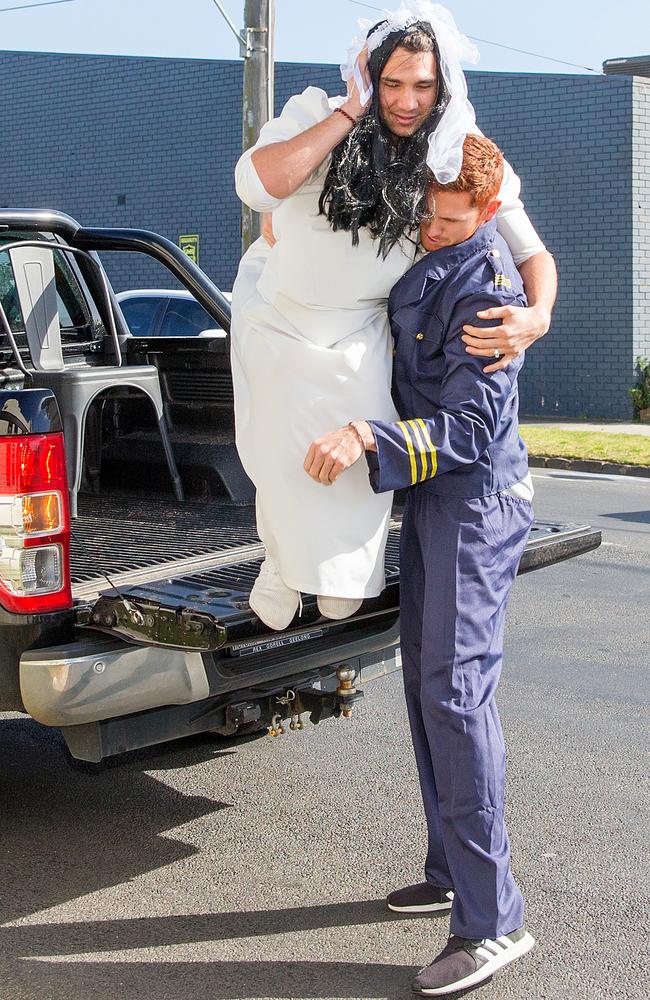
[[71, 495, 261, 595], [71, 494, 600, 607]]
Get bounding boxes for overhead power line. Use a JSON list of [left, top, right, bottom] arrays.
[[0, 0, 76, 12], [347, 0, 600, 74], [209, 0, 246, 55], [461, 34, 598, 73]]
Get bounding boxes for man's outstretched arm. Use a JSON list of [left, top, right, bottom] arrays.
[[462, 250, 557, 373]]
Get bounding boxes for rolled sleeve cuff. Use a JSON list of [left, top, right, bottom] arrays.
[[235, 147, 283, 212], [496, 208, 546, 265]]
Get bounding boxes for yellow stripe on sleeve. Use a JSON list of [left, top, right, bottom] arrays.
[[397, 421, 418, 485], [415, 418, 437, 478], [407, 419, 428, 482]]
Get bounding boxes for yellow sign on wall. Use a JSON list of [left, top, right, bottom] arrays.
[[179, 233, 200, 265]]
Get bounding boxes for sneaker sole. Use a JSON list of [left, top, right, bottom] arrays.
[[414, 931, 536, 995], [387, 898, 453, 914]]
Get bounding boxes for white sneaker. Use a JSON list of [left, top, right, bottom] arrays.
[[413, 927, 535, 995], [249, 558, 300, 631], [317, 595, 363, 620]]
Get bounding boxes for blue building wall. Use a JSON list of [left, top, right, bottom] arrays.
[[1, 49, 645, 418], [466, 72, 635, 419]]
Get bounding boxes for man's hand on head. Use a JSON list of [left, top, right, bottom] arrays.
[[461, 303, 551, 374], [344, 45, 371, 121], [304, 422, 375, 485]]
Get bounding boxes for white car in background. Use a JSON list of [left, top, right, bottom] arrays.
[[116, 288, 231, 339]]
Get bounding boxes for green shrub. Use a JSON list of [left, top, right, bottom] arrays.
[[629, 357, 650, 416]]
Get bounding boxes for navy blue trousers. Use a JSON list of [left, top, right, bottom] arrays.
[[400, 488, 534, 939]]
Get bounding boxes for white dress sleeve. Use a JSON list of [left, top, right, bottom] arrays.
[[496, 158, 547, 265], [471, 124, 546, 266], [235, 87, 336, 212]]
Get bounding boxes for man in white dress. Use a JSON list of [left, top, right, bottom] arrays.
[[231, 2, 556, 631]]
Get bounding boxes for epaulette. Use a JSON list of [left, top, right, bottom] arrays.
[[485, 246, 512, 291]]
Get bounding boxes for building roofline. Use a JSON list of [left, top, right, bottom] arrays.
[[604, 54, 650, 65], [0, 48, 607, 79]]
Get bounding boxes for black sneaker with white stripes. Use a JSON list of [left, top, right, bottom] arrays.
[[387, 881, 454, 914], [412, 927, 536, 995]]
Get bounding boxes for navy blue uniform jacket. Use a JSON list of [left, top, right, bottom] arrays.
[[366, 219, 530, 498]]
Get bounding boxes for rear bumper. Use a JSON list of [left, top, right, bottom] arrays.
[[0, 606, 75, 713], [17, 522, 600, 729], [19, 614, 400, 728], [20, 637, 211, 726]]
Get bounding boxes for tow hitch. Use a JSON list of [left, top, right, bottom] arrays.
[[264, 666, 364, 737], [77, 595, 227, 651]]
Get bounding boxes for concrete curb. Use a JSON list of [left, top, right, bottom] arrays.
[[529, 455, 650, 479]]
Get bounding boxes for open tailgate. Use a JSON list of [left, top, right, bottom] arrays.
[[74, 517, 601, 654]]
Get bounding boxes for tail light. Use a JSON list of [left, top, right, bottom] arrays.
[[0, 432, 72, 613]]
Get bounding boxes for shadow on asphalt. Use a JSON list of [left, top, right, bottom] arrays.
[[0, 957, 421, 1000], [0, 716, 232, 925], [601, 509, 650, 523], [0, 715, 450, 999], [0, 899, 445, 955]]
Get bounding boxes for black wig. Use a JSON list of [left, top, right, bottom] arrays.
[[319, 21, 450, 258]]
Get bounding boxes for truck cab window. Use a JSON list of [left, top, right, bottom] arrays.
[[0, 255, 22, 333], [53, 250, 92, 329], [159, 298, 215, 337], [0, 234, 100, 362]]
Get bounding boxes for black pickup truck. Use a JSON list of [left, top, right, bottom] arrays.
[[0, 209, 601, 765]]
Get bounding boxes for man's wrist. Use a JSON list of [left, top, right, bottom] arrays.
[[529, 303, 552, 337], [328, 105, 358, 144], [349, 420, 377, 452], [334, 105, 359, 128], [341, 98, 365, 123]]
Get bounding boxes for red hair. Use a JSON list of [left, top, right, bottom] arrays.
[[430, 134, 504, 209]]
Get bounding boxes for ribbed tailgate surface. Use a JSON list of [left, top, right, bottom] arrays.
[[70, 497, 260, 585]]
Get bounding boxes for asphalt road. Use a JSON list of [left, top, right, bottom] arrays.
[[1, 469, 648, 1000]]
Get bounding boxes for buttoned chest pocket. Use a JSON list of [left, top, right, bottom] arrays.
[[392, 305, 444, 378]]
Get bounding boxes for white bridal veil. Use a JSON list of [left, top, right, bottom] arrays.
[[340, 1, 480, 183]]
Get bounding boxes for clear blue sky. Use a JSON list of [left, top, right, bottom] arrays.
[[0, 0, 648, 76]]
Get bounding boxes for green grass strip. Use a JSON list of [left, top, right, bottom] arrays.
[[520, 426, 650, 467]]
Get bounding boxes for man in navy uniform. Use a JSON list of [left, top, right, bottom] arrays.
[[304, 133, 537, 996]]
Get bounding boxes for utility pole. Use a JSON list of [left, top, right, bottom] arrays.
[[242, 0, 274, 251], [210, 0, 275, 253]]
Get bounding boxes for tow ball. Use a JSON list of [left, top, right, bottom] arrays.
[[336, 665, 362, 719]]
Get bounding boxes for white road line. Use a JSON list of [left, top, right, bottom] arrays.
[[531, 470, 650, 486]]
